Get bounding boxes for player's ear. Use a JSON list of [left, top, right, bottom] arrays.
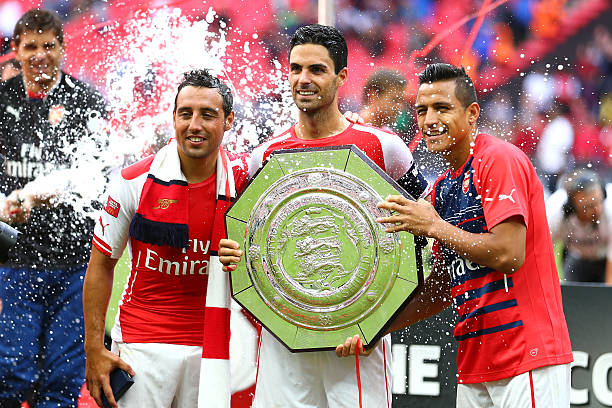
[[467, 102, 480, 125], [336, 67, 348, 88], [224, 111, 235, 131]]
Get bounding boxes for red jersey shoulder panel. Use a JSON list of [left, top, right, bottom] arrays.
[[121, 155, 154, 180], [227, 151, 250, 194], [473, 133, 531, 165]]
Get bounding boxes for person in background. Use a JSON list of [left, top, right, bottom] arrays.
[[0, 9, 107, 408], [546, 168, 612, 283], [535, 100, 574, 194], [359, 68, 407, 131]]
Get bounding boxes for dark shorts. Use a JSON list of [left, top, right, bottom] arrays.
[[563, 254, 606, 283], [0, 266, 86, 407]]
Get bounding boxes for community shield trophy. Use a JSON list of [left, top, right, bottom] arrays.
[[225, 146, 425, 352]]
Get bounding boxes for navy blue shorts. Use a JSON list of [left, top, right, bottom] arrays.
[[0, 265, 86, 407]]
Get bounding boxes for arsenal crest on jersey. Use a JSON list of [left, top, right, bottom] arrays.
[[462, 172, 470, 194], [48, 105, 65, 126]]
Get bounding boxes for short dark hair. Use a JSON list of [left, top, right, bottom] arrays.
[[290, 24, 348, 74], [362, 69, 406, 104], [565, 168, 603, 196], [563, 168, 605, 217], [173, 69, 233, 117], [418, 63, 478, 108], [13, 9, 63, 46]]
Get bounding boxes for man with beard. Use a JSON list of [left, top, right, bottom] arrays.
[[220, 24, 430, 408]]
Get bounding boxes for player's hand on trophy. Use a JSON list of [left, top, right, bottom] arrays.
[[219, 238, 243, 272], [343, 111, 366, 124], [85, 346, 134, 408], [376, 196, 442, 237], [335, 334, 375, 357]]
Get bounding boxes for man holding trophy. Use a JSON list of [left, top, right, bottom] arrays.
[[220, 24, 429, 408]]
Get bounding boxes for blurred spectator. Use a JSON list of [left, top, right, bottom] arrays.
[[481, 91, 514, 141], [530, 0, 566, 39], [0, 58, 19, 81], [535, 100, 574, 193], [360, 68, 406, 130], [522, 68, 555, 113], [593, 25, 612, 93], [0, 1, 25, 53], [569, 96, 606, 168], [505, 0, 533, 44], [546, 168, 612, 284], [0, 9, 106, 408], [337, 0, 391, 56]]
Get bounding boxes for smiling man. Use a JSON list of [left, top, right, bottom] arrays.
[[220, 24, 430, 408], [83, 70, 248, 407], [338, 63, 573, 408], [0, 9, 106, 408]]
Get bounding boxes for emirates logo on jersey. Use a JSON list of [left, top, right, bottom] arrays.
[[48, 105, 65, 126], [462, 172, 470, 194], [153, 199, 178, 210]]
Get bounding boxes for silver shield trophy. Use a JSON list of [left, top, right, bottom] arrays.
[[226, 146, 424, 351]]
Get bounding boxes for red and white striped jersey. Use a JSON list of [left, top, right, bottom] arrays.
[[93, 153, 249, 346], [249, 123, 430, 199]]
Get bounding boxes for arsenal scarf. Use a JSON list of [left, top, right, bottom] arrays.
[[128, 139, 235, 407], [129, 139, 189, 249], [198, 147, 235, 408]]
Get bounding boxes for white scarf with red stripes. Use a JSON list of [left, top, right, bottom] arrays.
[[136, 140, 236, 407], [198, 146, 235, 408]]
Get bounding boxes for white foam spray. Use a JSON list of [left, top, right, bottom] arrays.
[[24, 7, 296, 219]]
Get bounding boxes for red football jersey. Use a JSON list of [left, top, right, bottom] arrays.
[[249, 123, 429, 199], [431, 133, 572, 383], [93, 152, 249, 345]]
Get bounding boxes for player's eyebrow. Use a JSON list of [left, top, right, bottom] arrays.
[[199, 107, 220, 116], [290, 63, 329, 71], [307, 63, 328, 71], [415, 101, 453, 109]]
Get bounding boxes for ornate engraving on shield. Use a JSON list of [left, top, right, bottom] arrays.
[[226, 146, 423, 352]]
